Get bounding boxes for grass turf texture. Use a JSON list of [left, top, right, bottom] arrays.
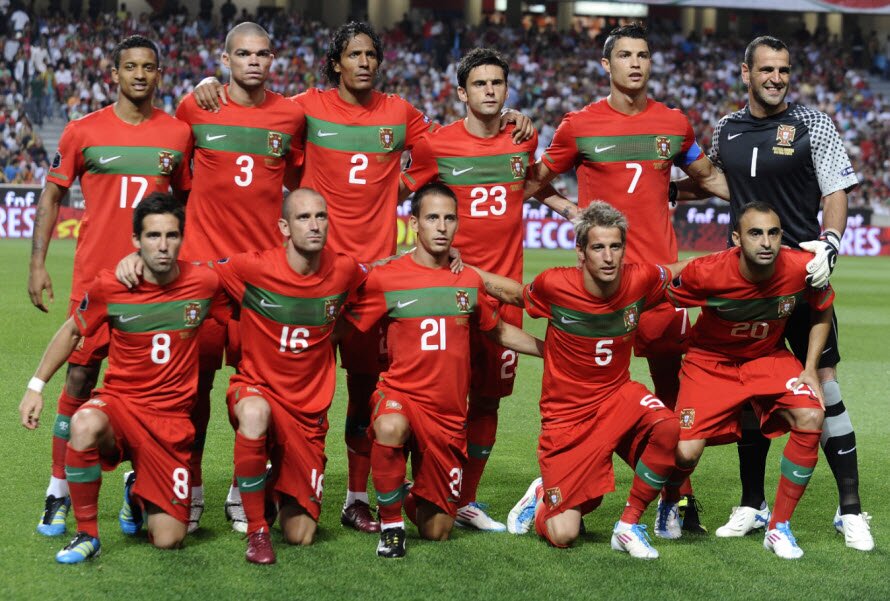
[[2, 240, 887, 600]]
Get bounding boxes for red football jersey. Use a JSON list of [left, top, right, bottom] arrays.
[[523, 263, 669, 427], [73, 262, 230, 413], [176, 88, 305, 261], [292, 88, 435, 263], [46, 106, 193, 301], [401, 121, 537, 281], [667, 247, 834, 362], [345, 253, 500, 430], [214, 247, 367, 426], [542, 98, 703, 265]]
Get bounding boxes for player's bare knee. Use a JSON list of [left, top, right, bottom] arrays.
[[65, 364, 99, 398], [373, 414, 409, 445], [790, 407, 824, 431], [419, 519, 452, 541], [675, 441, 701, 469], [235, 397, 271, 436], [546, 519, 579, 547], [283, 521, 316, 546], [68, 408, 108, 447], [150, 527, 186, 549]]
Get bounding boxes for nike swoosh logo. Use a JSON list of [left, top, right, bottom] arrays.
[[118, 315, 141, 323], [715, 307, 734, 313], [317, 130, 338, 137], [594, 145, 615, 153], [65, 470, 87, 477], [99, 155, 121, 164], [838, 447, 856, 455], [259, 299, 282, 309], [396, 299, 418, 309], [727, 133, 743, 140], [240, 479, 265, 489], [205, 134, 227, 141], [643, 473, 667, 484], [451, 167, 473, 176], [559, 316, 583, 324], [822, 347, 833, 355], [792, 470, 813, 478]]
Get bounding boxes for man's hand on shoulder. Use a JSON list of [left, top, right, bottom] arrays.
[[800, 231, 840, 289], [194, 77, 227, 112]]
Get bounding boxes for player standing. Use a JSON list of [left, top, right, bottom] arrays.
[[477, 202, 683, 559], [174, 22, 305, 533], [704, 36, 872, 551], [398, 48, 574, 531], [343, 183, 543, 558], [523, 23, 728, 531], [214, 189, 367, 563], [27, 35, 192, 537], [19, 194, 229, 563], [659, 203, 830, 559]]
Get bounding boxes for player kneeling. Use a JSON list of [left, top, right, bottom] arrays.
[[658, 202, 830, 559], [19, 194, 229, 563], [476, 202, 685, 559], [342, 183, 543, 558]]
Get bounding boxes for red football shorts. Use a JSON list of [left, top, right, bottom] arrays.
[[676, 349, 822, 445], [536, 381, 675, 523], [634, 301, 691, 358], [67, 299, 109, 366], [470, 303, 522, 398], [372, 386, 466, 517], [339, 323, 388, 375], [226, 383, 328, 520], [82, 393, 194, 524]]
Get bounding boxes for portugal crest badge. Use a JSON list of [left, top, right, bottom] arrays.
[[776, 124, 796, 147], [268, 132, 284, 156], [456, 290, 471, 313], [680, 408, 695, 429], [158, 151, 175, 175], [510, 155, 525, 179], [777, 295, 797, 318], [623, 305, 639, 331], [655, 136, 671, 159], [545, 487, 563, 509], [184, 301, 202, 327], [379, 127, 394, 150], [324, 298, 340, 323]]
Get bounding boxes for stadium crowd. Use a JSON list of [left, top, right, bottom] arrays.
[[2, 3, 888, 211]]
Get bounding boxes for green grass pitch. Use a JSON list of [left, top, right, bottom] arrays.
[[2, 240, 887, 600]]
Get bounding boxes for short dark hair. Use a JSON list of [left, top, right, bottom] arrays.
[[133, 193, 185, 236], [457, 48, 509, 89], [111, 35, 160, 69], [224, 22, 271, 54], [411, 182, 457, 217], [322, 21, 383, 86], [602, 22, 648, 60], [734, 201, 779, 232], [744, 36, 789, 68]]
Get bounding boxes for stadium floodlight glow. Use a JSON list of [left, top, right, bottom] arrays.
[[495, 0, 648, 17], [575, 2, 649, 17]]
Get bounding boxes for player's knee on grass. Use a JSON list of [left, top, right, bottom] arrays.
[[545, 509, 582, 547], [373, 413, 410, 446], [234, 396, 272, 438], [416, 500, 453, 541], [68, 407, 110, 450], [675, 440, 705, 469], [279, 499, 317, 546], [146, 507, 187, 549], [64, 363, 100, 399], [783, 406, 824, 432]]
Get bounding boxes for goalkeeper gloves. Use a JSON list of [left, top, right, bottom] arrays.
[[799, 230, 840, 288]]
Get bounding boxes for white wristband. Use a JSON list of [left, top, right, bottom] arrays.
[[27, 377, 46, 393]]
